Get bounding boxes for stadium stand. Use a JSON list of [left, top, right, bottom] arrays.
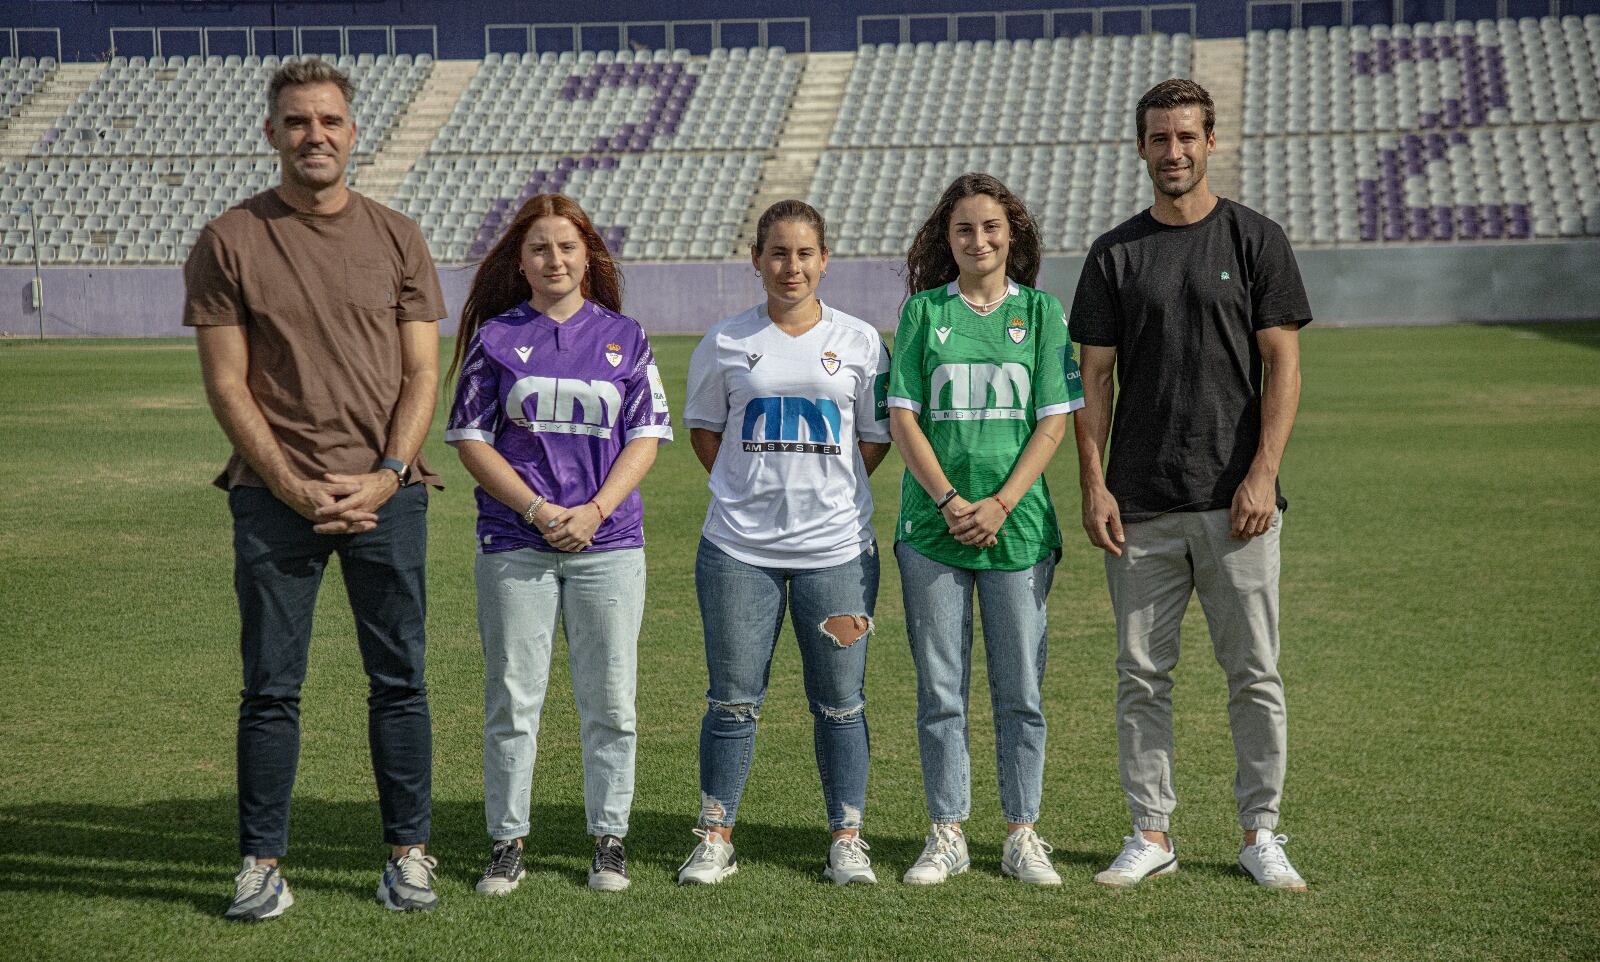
[[394, 46, 797, 260], [2, 13, 1596, 267], [1239, 15, 1600, 244], [814, 34, 1192, 255]]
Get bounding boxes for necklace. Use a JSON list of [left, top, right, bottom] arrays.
[[957, 284, 1007, 316]]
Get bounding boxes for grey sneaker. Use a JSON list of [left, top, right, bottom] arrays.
[[1239, 832, 1307, 891], [475, 839, 525, 896], [901, 824, 969, 885], [677, 828, 738, 885], [588, 835, 630, 892], [378, 846, 440, 911], [1001, 827, 1062, 885], [822, 835, 877, 885], [1094, 831, 1177, 888], [225, 856, 293, 922]]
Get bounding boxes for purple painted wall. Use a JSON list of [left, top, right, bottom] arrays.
[[3, 243, 1597, 339]]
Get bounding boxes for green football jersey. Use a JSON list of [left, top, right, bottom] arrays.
[[887, 280, 1085, 571]]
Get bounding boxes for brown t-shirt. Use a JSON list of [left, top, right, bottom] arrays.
[[184, 188, 447, 490]]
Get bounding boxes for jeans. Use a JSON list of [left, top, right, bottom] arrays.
[[694, 538, 878, 832], [895, 541, 1055, 825], [1104, 508, 1286, 832], [476, 546, 644, 839], [230, 483, 432, 858]]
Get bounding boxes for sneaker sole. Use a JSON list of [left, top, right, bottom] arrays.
[[588, 870, 631, 892], [1094, 857, 1178, 889], [1002, 864, 1063, 886], [1237, 861, 1307, 892], [823, 866, 878, 886], [377, 881, 439, 912], [678, 861, 739, 886], [901, 858, 970, 885], [475, 870, 525, 896], [226, 885, 294, 922]]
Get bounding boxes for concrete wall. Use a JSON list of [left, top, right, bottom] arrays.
[[3, 240, 1597, 339]]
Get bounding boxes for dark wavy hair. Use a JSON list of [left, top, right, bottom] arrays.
[[903, 172, 1041, 297], [448, 193, 623, 384]]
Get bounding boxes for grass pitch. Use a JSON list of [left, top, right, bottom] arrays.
[[1, 323, 1597, 962]]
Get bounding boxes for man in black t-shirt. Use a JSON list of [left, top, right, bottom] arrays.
[[1068, 79, 1313, 892]]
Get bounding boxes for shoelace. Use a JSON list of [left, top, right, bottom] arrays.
[[1251, 834, 1293, 873], [485, 842, 522, 878], [1011, 830, 1055, 870], [235, 861, 274, 898], [920, 827, 961, 868], [394, 849, 438, 888], [1109, 835, 1159, 872], [832, 835, 871, 868], [594, 838, 627, 876], [678, 828, 728, 872]]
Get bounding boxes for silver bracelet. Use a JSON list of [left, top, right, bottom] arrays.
[[934, 488, 959, 511], [523, 494, 546, 525]]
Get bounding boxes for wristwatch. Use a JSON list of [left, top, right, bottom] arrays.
[[380, 457, 410, 485]]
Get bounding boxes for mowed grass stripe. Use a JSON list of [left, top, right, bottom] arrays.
[[0, 323, 1596, 962]]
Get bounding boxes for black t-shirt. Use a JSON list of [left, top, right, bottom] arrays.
[[1068, 198, 1312, 522]]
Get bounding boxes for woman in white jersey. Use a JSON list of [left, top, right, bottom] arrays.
[[887, 173, 1085, 886], [677, 200, 892, 886]]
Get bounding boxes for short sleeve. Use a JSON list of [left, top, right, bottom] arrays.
[[855, 331, 892, 442], [1031, 295, 1083, 419], [886, 298, 927, 414], [622, 331, 674, 443], [682, 329, 729, 432], [1249, 222, 1314, 331], [182, 226, 245, 327], [444, 333, 502, 445], [1067, 247, 1119, 347], [396, 222, 447, 323]]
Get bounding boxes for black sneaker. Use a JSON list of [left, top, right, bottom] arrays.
[[476, 839, 526, 896], [588, 835, 629, 892], [225, 856, 294, 922]]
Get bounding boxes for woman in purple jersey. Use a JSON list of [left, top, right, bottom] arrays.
[[444, 194, 673, 896]]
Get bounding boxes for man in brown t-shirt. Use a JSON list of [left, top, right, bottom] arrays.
[[184, 59, 446, 921]]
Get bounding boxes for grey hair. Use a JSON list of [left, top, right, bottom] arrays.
[[266, 58, 356, 118]]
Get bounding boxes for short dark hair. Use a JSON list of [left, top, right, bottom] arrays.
[[267, 58, 356, 119], [1135, 78, 1214, 141], [752, 199, 828, 256]]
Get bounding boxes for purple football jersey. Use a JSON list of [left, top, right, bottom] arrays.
[[445, 300, 673, 553]]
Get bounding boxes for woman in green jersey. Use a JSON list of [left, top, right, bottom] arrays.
[[886, 172, 1084, 886]]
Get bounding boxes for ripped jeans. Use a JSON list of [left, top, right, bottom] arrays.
[[694, 537, 878, 832]]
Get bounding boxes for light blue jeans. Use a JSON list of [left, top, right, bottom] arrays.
[[695, 538, 878, 832], [895, 541, 1055, 825], [475, 546, 644, 840]]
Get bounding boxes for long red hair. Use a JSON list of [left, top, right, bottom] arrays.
[[448, 193, 624, 384]]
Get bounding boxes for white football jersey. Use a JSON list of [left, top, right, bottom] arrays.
[[684, 302, 891, 569]]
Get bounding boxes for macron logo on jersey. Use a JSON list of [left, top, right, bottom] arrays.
[[741, 396, 843, 455], [930, 362, 1031, 421], [505, 375, 622, 438]]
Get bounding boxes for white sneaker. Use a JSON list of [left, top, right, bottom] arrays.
[[822, 835, 877, 885], [901, 824, 969, 885], [1093, 831, 1177, 888], [1001, 827, 1062, 885], [224, 856, 293, 922], [677, 828, 738, 885], [1239, 832, 1307, 891]]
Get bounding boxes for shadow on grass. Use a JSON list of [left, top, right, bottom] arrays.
[[3, 795, 1104, 913]]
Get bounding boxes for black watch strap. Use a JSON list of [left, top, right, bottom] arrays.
[[380, 457, 410, 484]]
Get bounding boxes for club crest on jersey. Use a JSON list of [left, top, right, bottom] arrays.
[[934, 326, 952, 344], [514, 346, 534, 363], [1006, 318, 1027, 344], [604, 342, 623, 368], [820, 351, 842, 376], [746, 353, 763, 369]]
